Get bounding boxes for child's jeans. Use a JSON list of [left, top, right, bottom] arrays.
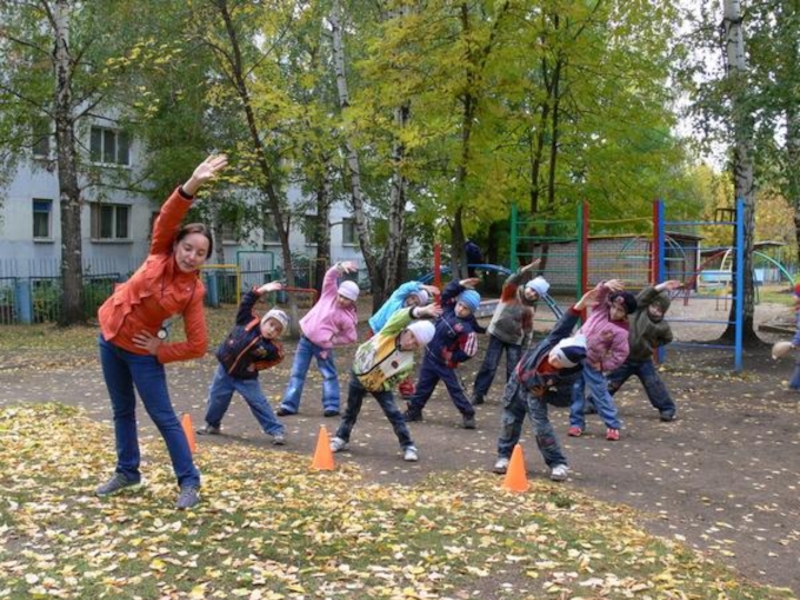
[[205, 364, 284, 435], [606, 358, 676, 418], [407, 353, 474, 418], [280, 336, 340, 414], [496, 377, 568, 468], [472, 334, 522, 402], [335, 373, 414, 449], [569, 362, 621, 430]]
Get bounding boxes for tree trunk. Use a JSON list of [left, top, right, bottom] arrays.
[[314, 164, 333, 297], [790, 101, 800, 263], [330, 0, 379, 302], [214, 1, 299, 334], [721, 0, 759, 345], [376, 100, 411, 311], [53, 0, 84, 325]]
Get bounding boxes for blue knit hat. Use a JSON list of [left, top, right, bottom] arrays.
[[457, 289, 481, 313]]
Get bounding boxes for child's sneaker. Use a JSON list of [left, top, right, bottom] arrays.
[[462, 415, 476, 429], [659, 411, 676, 422], [330, 436, 348, 453], [196, 424, 221, 435], [606, 428, 620, 441], [567, 426, 583, 437], [403, 407, 423, 422], [550, 464, 569, 481], [492, 457, 510, 474], [403, 446, 419, 462], [271, 433, 286, 445]]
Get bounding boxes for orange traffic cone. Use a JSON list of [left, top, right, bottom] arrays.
[[502, 443, 529, 492], [181, 413, 197, 454], [310, 425, 335, 471]]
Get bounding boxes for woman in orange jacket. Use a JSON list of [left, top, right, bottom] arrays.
[[95, 155, 227, 510]]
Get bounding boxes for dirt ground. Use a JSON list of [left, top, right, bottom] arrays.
[[1, 295, 799, 596]]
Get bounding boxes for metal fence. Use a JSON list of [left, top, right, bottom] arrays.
[[0, 274, 121, 325]]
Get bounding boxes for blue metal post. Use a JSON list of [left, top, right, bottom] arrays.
[[734, 198, 745, 372], [15, 278, 32, 324], [655, 199, 666, 363]]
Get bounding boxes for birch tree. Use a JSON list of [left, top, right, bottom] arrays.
[[0, 0, 143, 324], [721, 0, 757, 342]]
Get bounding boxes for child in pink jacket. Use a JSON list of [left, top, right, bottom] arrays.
[[278, 261, 359, 417], [567, 279, 636, 441]]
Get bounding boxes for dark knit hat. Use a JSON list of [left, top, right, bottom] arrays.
[[609, 291, 637, 315]]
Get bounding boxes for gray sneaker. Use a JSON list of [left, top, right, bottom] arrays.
[[403, 446, 419, 462], [330, 436, 348, 453], [492, 457, 510, 474], [271, 433, 286, 445], [462, 415, 476, 429], [196, 424, 221, 435], [550, 464, 569, 482], [175, 485, 200, 510], [95, 473, 140, 497]]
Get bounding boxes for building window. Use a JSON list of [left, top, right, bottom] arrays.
[[221, 220, 238, 243], [33, 199, 52, 239], [90, 126, 130, 166], [263, 214, 279, 243], [342, 217, 357, 246], [91, 203, 130, 240], [303, 214, 319, 246], [32, 118, 51, 159]]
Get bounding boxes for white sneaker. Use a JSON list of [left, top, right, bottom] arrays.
[[403, 446, 419, 462], [550, 464, 569, 482], [492, 457, 510, 474], [330, 436, 348, 453]]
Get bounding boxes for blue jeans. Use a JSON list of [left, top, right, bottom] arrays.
[[335, 373, 413, 449], [473, 334, 521, 400], [98, 336, 200, 488], [280, 336, 340, 414], [569, 362, 621, 430], [205, 364, 284, 435], [606, 359, 676, 417], [497, 377, 567, 467], [408, 353, 475, 418]]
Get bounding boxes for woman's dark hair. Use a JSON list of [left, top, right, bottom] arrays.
[[176, 223, 213, 258]]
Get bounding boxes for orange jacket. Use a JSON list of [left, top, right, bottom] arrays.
[[98, 187, 208, 364]]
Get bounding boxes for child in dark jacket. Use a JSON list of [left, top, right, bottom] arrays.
[[605, 280, 682, 421], [404, 278, 481, 428], [198, 281, 289, 444], [491, 288, 595, 480]]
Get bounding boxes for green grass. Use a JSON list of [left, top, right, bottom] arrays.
[[0, 404, 794, 600]]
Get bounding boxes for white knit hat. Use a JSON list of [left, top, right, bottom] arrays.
[[262, 309, 289, 330], [550, 334, 587, 368], [338, 280, 360, 301], [406, 321, 435, 346], [525, 276, 550, 296], [409, 289, 430, 305]]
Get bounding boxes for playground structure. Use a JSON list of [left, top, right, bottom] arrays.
[[424, 199, 794, 372]]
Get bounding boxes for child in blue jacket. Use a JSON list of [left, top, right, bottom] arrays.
[[198, 281, 289, 444], [404, 278, 481, 429]]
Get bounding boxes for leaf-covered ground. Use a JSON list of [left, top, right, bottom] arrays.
[[0, 403, 793, 600], [1, 298, 799, 598]]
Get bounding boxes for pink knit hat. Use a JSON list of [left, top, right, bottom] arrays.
[[338, 280, 360, 301]]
